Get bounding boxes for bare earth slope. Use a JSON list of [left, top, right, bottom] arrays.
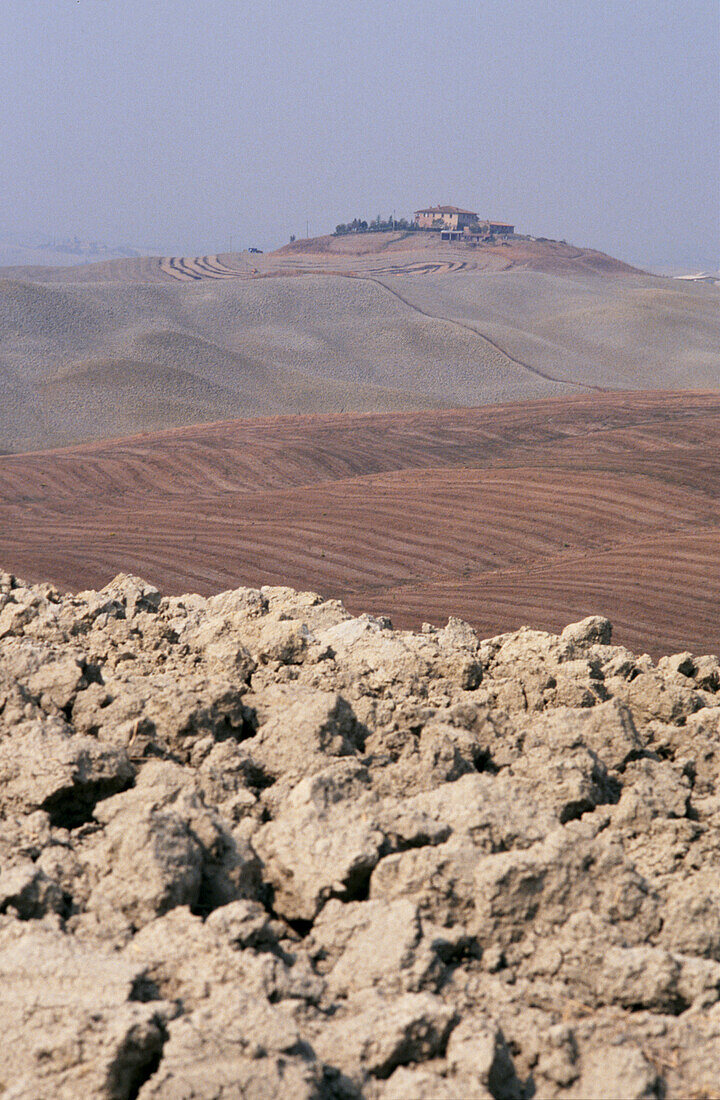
[[1, 232, 718, 452], [2, 572, 720, 1097], [3, 390, 720, 658]]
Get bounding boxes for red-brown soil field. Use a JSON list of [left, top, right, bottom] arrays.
[[2, 389, 720, 658]]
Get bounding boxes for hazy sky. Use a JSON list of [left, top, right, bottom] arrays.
[[1, 0, 718, 267]]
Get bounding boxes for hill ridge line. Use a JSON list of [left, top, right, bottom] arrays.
[[370, 275, 605, 392]]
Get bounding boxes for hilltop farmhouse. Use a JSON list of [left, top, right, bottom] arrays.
[[414, 205, 515, 241], [332, 206, 515, 243], [414, 205, 478, 230]]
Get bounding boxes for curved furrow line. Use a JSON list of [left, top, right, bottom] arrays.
[[162, 257, 203, 282], [189, 257, 230, 279], [192, 256, 245, 279], [211, 256, 253, 275], [158, 257, 188, 281], [0, 459, 707, 519], [360, 534, 720, 612], [15, 487, 715, 600], [158, 254, 254, 282]]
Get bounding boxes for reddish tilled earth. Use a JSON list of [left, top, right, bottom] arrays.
[[2, 389, 720, 658]]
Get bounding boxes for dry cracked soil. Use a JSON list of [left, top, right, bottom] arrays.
[[2, 570, 720, 1098]]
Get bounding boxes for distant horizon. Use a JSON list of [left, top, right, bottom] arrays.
[[1, 218, 717, 278]]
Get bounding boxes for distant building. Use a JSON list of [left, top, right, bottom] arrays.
[[414, 205, 478, 231], [480, 220, 515, 236], [415, 207, 515, 238]]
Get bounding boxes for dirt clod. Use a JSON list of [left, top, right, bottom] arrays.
[[1, 575, 720, 1097]]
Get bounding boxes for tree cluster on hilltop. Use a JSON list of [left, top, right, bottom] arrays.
[[334, 214, 412, 235]]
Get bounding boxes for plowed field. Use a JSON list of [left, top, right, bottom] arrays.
[[3, 390, 720, 657]]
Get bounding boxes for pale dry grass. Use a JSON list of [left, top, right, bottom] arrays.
[[0, 234, 717, 452]]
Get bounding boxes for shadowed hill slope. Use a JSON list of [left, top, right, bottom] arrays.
[[1, 234, 718, 453], [3, 390, 720, 658]]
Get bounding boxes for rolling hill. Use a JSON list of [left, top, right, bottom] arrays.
[[1, 232, 718, 453]]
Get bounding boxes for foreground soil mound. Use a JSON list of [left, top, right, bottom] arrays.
[[2, 571, 720, 1098]]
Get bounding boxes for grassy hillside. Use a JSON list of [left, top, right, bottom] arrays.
[[0, 235, 717, 452]]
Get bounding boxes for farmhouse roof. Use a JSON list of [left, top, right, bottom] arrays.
[[414, 205, 478, 215]]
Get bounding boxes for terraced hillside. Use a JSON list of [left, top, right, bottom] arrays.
[[20, 231, 641, 284], [3, 390, 720, 657], [1, 233, 718, 452]]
